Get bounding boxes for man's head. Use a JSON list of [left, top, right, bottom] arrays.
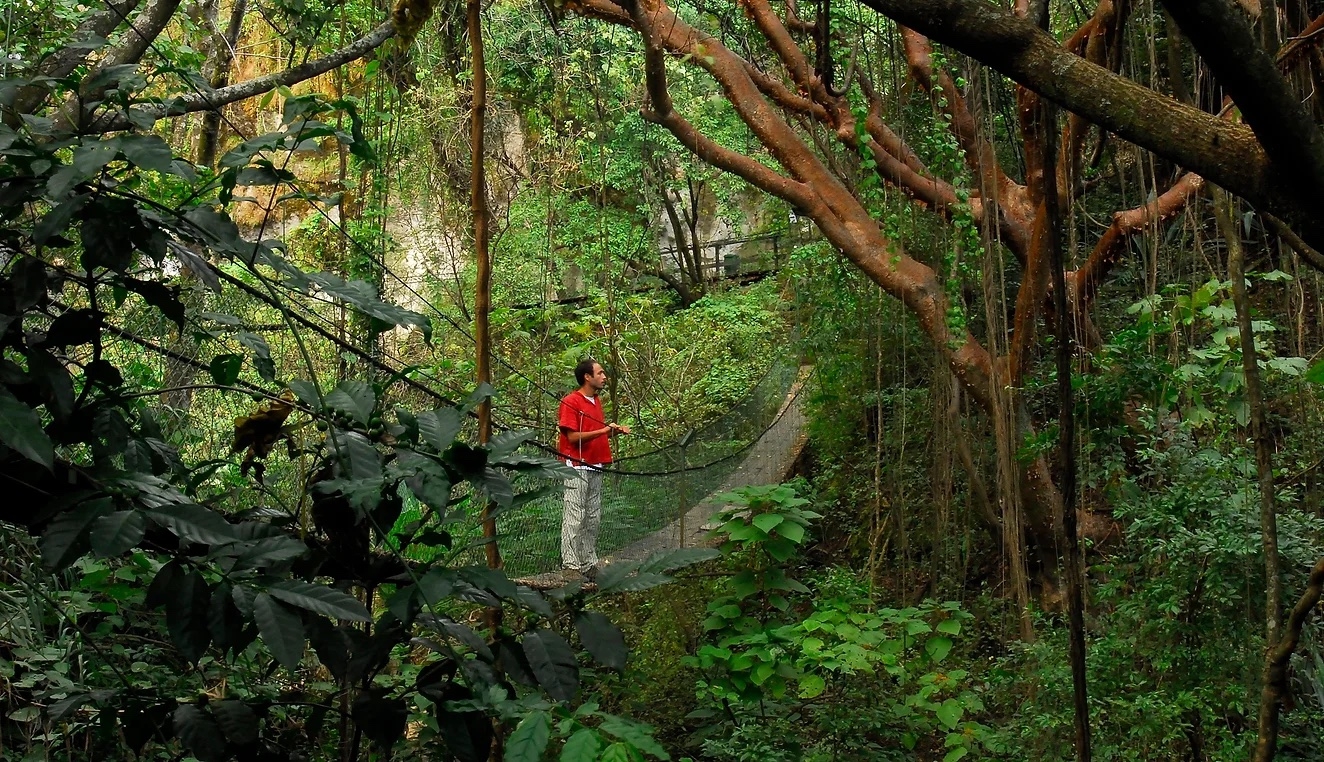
[[574, 358, 607, 391]]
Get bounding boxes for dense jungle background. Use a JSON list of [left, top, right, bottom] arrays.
[[3, 0, 1324, 758]]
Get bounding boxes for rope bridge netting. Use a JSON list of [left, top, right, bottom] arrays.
[[406, 361, 811, 575]]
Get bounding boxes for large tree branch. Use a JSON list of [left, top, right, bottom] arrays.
[[856, 0, 1324, 249], [900, 29, 1033, 261], [92, 20, 397, 132], [1161, 0, 1324, 203], [627, 0, 816, 209], [9, 0, 144, 115], [49, 0, 184, 131], [1070, 172, 1203, 306]]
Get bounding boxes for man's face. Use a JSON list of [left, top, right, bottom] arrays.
[[587, 363, 607, 391]]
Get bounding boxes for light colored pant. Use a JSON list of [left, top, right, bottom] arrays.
[[561, 468, 603, 571]]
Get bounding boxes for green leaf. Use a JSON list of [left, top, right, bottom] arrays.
[[1305, 358, 1324, 385], [41, 498, 112, 570], [504, 711, 551, 762], [598, 714, 669, 760], [174, 704, 227, 762], [144, 503, 237, 546], [775, 520, 805, 544], [211, 699, 259, 746], [943, 748, 970, 762], [238, 332, 276, 381], [417, 406, 463, 452], [752, 513, 784, 533], [306, 271, 431, 339], [575, 611, 627, 670], [905, 620, 931, 636], [329, 430, 381, 481], [522, 629, 579, 701], [326, 380, 375, 424], [560, 728, 601, 762], [208, 354, 244, 385], [396, 450, 452, 508], [288, 379, 321, 409], [936, 619, 961, 635], [253, 592, 305, 670], [32, 193, 90, 245], [0, 386, 54, 470], [268, 580, 370, 621], [935, 698, 964, 730], [352, 692, 407, 750], [119, 134, 176, 174], [798, 673, 826, 698], [600, 743, 635, 762], [166, 570, 212, 663], [635, 547, 721, 574], [70, 137, 119, 180], [925, 636, 953, 663], [89, 510, 145, 557]]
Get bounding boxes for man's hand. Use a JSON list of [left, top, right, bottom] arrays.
[[608, 422, 631, 435]]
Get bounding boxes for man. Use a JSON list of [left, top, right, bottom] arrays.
[[558, 358, 630, 580]]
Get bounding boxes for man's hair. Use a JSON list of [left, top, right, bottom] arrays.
[[574, 358, 598, 386]]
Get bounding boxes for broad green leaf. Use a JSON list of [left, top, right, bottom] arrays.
[[417, 406, 463, 452], [396, 450, 452, 508], [119, 134, 176, 174], [504, 711, 551, 762], [752, 513, 784, 533], [145, 504, 237, 546], [326, 380, 375, 424], [598, 714, 669, 760], [600, 743, 636, 762], [560, 728, 601, 762], [41, 497, 112, 570], [207, 354, 243, 385], [925, 635, 953, 663], [776, 521, 805, 544], [237, 331, 275, 381], [329, 430, 381, 480], [636, 547, 721, 574], [352, 693, 407, 750], [211, 699, 259, 746], [288, 379, 321, 409], [943, 748, 970, 762], [936, 619, 961, 635], [0, 386, 54, 470], [253, 592, 304, 670], [166, 571, 212, 663], [905, 620, 931, 636], [1305, 358, 1324, 384], [268, 580, 370, 621], [89, 509, 145, 557], [935, 698, 964, 730], [173, 704, 227, 762], [575, 611, 627, 670], [798, 673, 826, 698], [307, 270, 432, 338], [522, 629, 579, 702]]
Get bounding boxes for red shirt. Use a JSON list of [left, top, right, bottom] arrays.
[[558, 391, 612, 466]]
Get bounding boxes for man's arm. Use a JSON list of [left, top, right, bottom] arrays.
[[562, 422, 629, 443]]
